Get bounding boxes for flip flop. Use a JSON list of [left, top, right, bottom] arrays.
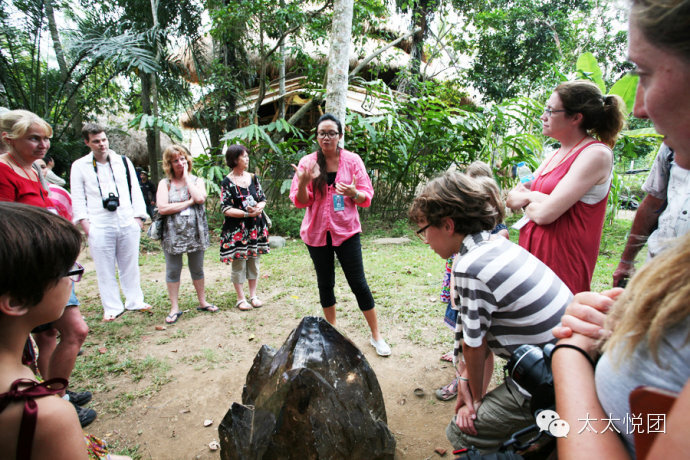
[[236, 299, 252, 311], [165, 311, 184, 324], [197, 304, 219, 313], [249, 296, 263, 308]]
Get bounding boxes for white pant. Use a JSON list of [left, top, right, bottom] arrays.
[[88, 222, 147, 317]]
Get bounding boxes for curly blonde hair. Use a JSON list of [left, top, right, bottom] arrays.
[[162, 145, 193, 180], [603, 233, 690, 365]]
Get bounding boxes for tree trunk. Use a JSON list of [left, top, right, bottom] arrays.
[[44, 0, 82, 137], [148, 0, 162, 184], [141, 74, 159, 184], [325, 0, 354, 144]]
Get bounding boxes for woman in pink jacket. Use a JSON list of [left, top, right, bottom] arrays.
[[290, 113, 390, 356]]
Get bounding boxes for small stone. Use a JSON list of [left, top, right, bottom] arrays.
[[155, 325, 166, 331], [268, 236, 286, 248], [434, 447, 447, 456], [180, 409, 190, 414], [208, 441, 220, 451], [137, 430, 143, 435], [248, 335, 255, 341], [204, 419, 213, 427], [98, 347, 107, 354]]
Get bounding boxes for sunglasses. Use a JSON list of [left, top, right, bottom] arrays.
[[66, 262, 85, 282]]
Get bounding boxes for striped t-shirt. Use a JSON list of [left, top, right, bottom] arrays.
[[453, 232, 572, 361]]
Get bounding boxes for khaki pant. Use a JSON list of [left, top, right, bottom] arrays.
[[446, 380, 534, 453]]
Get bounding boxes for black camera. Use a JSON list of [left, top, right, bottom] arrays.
[[102, 192, 120, 212], [505, 343, 555, 414]]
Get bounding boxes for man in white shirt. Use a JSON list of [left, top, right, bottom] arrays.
[[71, 124, 151, 321]]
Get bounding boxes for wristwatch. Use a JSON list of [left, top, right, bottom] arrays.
[[244, 211, 249, 218]]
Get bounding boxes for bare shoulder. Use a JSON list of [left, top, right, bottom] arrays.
[[577, 142, 613, 164], [32, 396, 88, 459]]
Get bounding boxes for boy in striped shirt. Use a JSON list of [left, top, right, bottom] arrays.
[[410, 171, 572, 453]]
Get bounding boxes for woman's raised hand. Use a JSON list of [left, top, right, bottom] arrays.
[[291, 161, 320, 186], [335, 173, 357, 198]]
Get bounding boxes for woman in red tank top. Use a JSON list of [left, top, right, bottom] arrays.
[[0, 110, 54, 209], [506, 81, 626, 293]]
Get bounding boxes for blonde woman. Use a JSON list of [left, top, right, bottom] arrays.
[[553, 233, 690, 457], [157, 145, 213, 324]]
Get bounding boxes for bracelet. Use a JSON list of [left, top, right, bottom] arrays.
[[458, 377, 469, 382], [243, 211, 249, 218], [551, 343, 596, 368], [353, 191, 360, 201], [620, 259, 635, 265]]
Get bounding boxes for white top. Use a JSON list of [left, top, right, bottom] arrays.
[[70, 150, 149, 227]]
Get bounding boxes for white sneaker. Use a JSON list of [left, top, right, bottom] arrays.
[[370, 336, 391, 357]]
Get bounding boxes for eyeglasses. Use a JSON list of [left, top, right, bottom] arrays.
[[66, 262, 85, 282], [317, 131, 340, 139], [416, 223, 431, 241], [543, 108, 567, 117]]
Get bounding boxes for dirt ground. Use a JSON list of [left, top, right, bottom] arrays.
[[76, 251, 465, 460]]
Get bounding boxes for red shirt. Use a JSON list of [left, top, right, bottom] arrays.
[[518, 141, 609, 293], [0, 162, 54, 208]]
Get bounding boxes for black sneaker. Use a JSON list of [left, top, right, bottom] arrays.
[[66, 389, 92, 406], [74, 404, 97, 428]]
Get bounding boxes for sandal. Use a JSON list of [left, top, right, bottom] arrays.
[[165, 311, 184, 324], [249, 296, 263, 308], [440, 351, 454, 362], [435, 378, 458, 401], [197, 304, 219, 313], [236, 299, 252, 311]]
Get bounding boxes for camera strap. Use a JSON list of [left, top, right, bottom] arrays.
[[92, 154, 120, 202]]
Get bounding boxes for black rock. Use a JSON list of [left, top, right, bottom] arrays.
[[219, 316, 395, 460]]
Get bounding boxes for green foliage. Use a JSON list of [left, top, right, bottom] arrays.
[[192, 152, 229, 199], [128, 114, 183, 141], [0, 0, 157, 139], [576, 52, 606, 93], [343, 80, 545, 219], [451, 0, 596, 102], [266, 206, 304, 238], [220, 119, 308, 200]]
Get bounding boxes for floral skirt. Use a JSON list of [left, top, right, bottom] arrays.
[[220, 218, 270, 263]]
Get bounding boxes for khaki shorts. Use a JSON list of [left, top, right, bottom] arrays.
[[446, 380, 534, 453]]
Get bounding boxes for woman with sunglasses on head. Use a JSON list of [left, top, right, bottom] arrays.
[[289, 113, 390, 357], [0, 110, 94, 427], [506, 81, 626, 293], [0, 202, 130, 460]]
